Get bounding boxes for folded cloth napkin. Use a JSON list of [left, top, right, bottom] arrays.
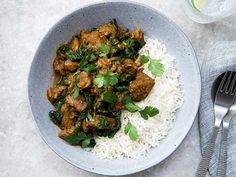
[[199, 41, 236, 177]]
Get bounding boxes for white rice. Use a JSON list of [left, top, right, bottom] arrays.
[[92, 37, 184, 159]]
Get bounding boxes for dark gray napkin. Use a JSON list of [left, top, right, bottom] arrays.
[[199, 41, 236, 177]]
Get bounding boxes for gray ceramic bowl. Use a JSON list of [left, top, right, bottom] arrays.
[[28, 1, 201, 176]]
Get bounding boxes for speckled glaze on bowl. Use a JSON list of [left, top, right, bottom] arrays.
[[28, 1, 201, 176]]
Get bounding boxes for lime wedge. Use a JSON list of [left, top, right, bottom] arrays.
[[191, 0, 208, 11]]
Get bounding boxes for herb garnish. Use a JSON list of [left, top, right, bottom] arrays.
[[93, 72, 119, 88], [97, 44, 110, 57], [139, 106, 159, 120], [124, 119, 138, 141], [72, 84, 80, 98], [140, 55, 164, 76], [123, 95, 159, 120]]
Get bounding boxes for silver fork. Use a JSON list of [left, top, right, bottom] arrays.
[[216, 73, 236, 177], [196, 71, 236, 177]]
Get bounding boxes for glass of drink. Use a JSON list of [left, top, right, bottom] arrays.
[[183, 0, 236, 23]]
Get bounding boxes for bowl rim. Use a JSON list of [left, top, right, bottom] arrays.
[[28, 0, 201, 176]]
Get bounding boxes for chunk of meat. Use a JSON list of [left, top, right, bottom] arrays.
[[131, 27, 145, 45], [64, 60, 78, 72], [60, 115, 74, 131], [69, 36, 80, 51], [123, 59, 138, 76], [97, 57, 111, 69], [78, 71, 92, 89], [109, 57, 124, 74], [129, 70, 155, 101], [59, 127, 75, 139], [97, 23, 117, 36], [110, 63, 124, 74], [65, 74, 75, 85], [80, 30, 108, 48], [117, 26, 130, 37], [59, 103, 77, 138], [87, 116, 116, 129], [97, 57, 111, 74], [64, 74, 76, 93], [47, 86, 65, 103], [53, 57, 78, 75], [66, 95, 87, 112], [61, 103, 77, 120], [53, 57, 66, 75]]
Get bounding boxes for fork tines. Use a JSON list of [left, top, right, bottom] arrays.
[[219, 71, 236, 95]]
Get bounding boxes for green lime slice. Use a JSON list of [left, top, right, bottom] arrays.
[[191, 0, 208, 11]]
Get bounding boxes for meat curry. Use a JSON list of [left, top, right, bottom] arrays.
[[47, 19, 157, 148]]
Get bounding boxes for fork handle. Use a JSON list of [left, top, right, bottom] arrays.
[[216, 126, 229, 177], [196, 126, 219, 177]]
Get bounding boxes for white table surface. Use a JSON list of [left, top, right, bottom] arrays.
[[1, 0, 236, 177]]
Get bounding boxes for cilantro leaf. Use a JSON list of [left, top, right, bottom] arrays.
[[102, 90, 117, 104], [129, 126, 138, 141], [80, 63, 101, 72], [124, 120, 131, 134], [124, 119, 138, 141], [125, 102, 140, 112], [123, 95, 133, 105], [72, 84, 80, 99], [97, 44, 110, 57], [93, 75, 104, 88], [93, 72, 118, 88], [81, 138, 91, 148], [87, 113, 93, 121], [148, 59, 164, 77], [139, 106, 159, 120], [123, 95, 140, 112], [104, 72, 119, 86], [140, 55, 150, 64], [140, 55, 164, 77]]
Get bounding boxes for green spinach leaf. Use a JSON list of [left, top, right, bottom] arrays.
[[49, 110, 63, 125], [98, 115, 109, 129], [102, 90, 117, 104], [110, 18, 118, 29]]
